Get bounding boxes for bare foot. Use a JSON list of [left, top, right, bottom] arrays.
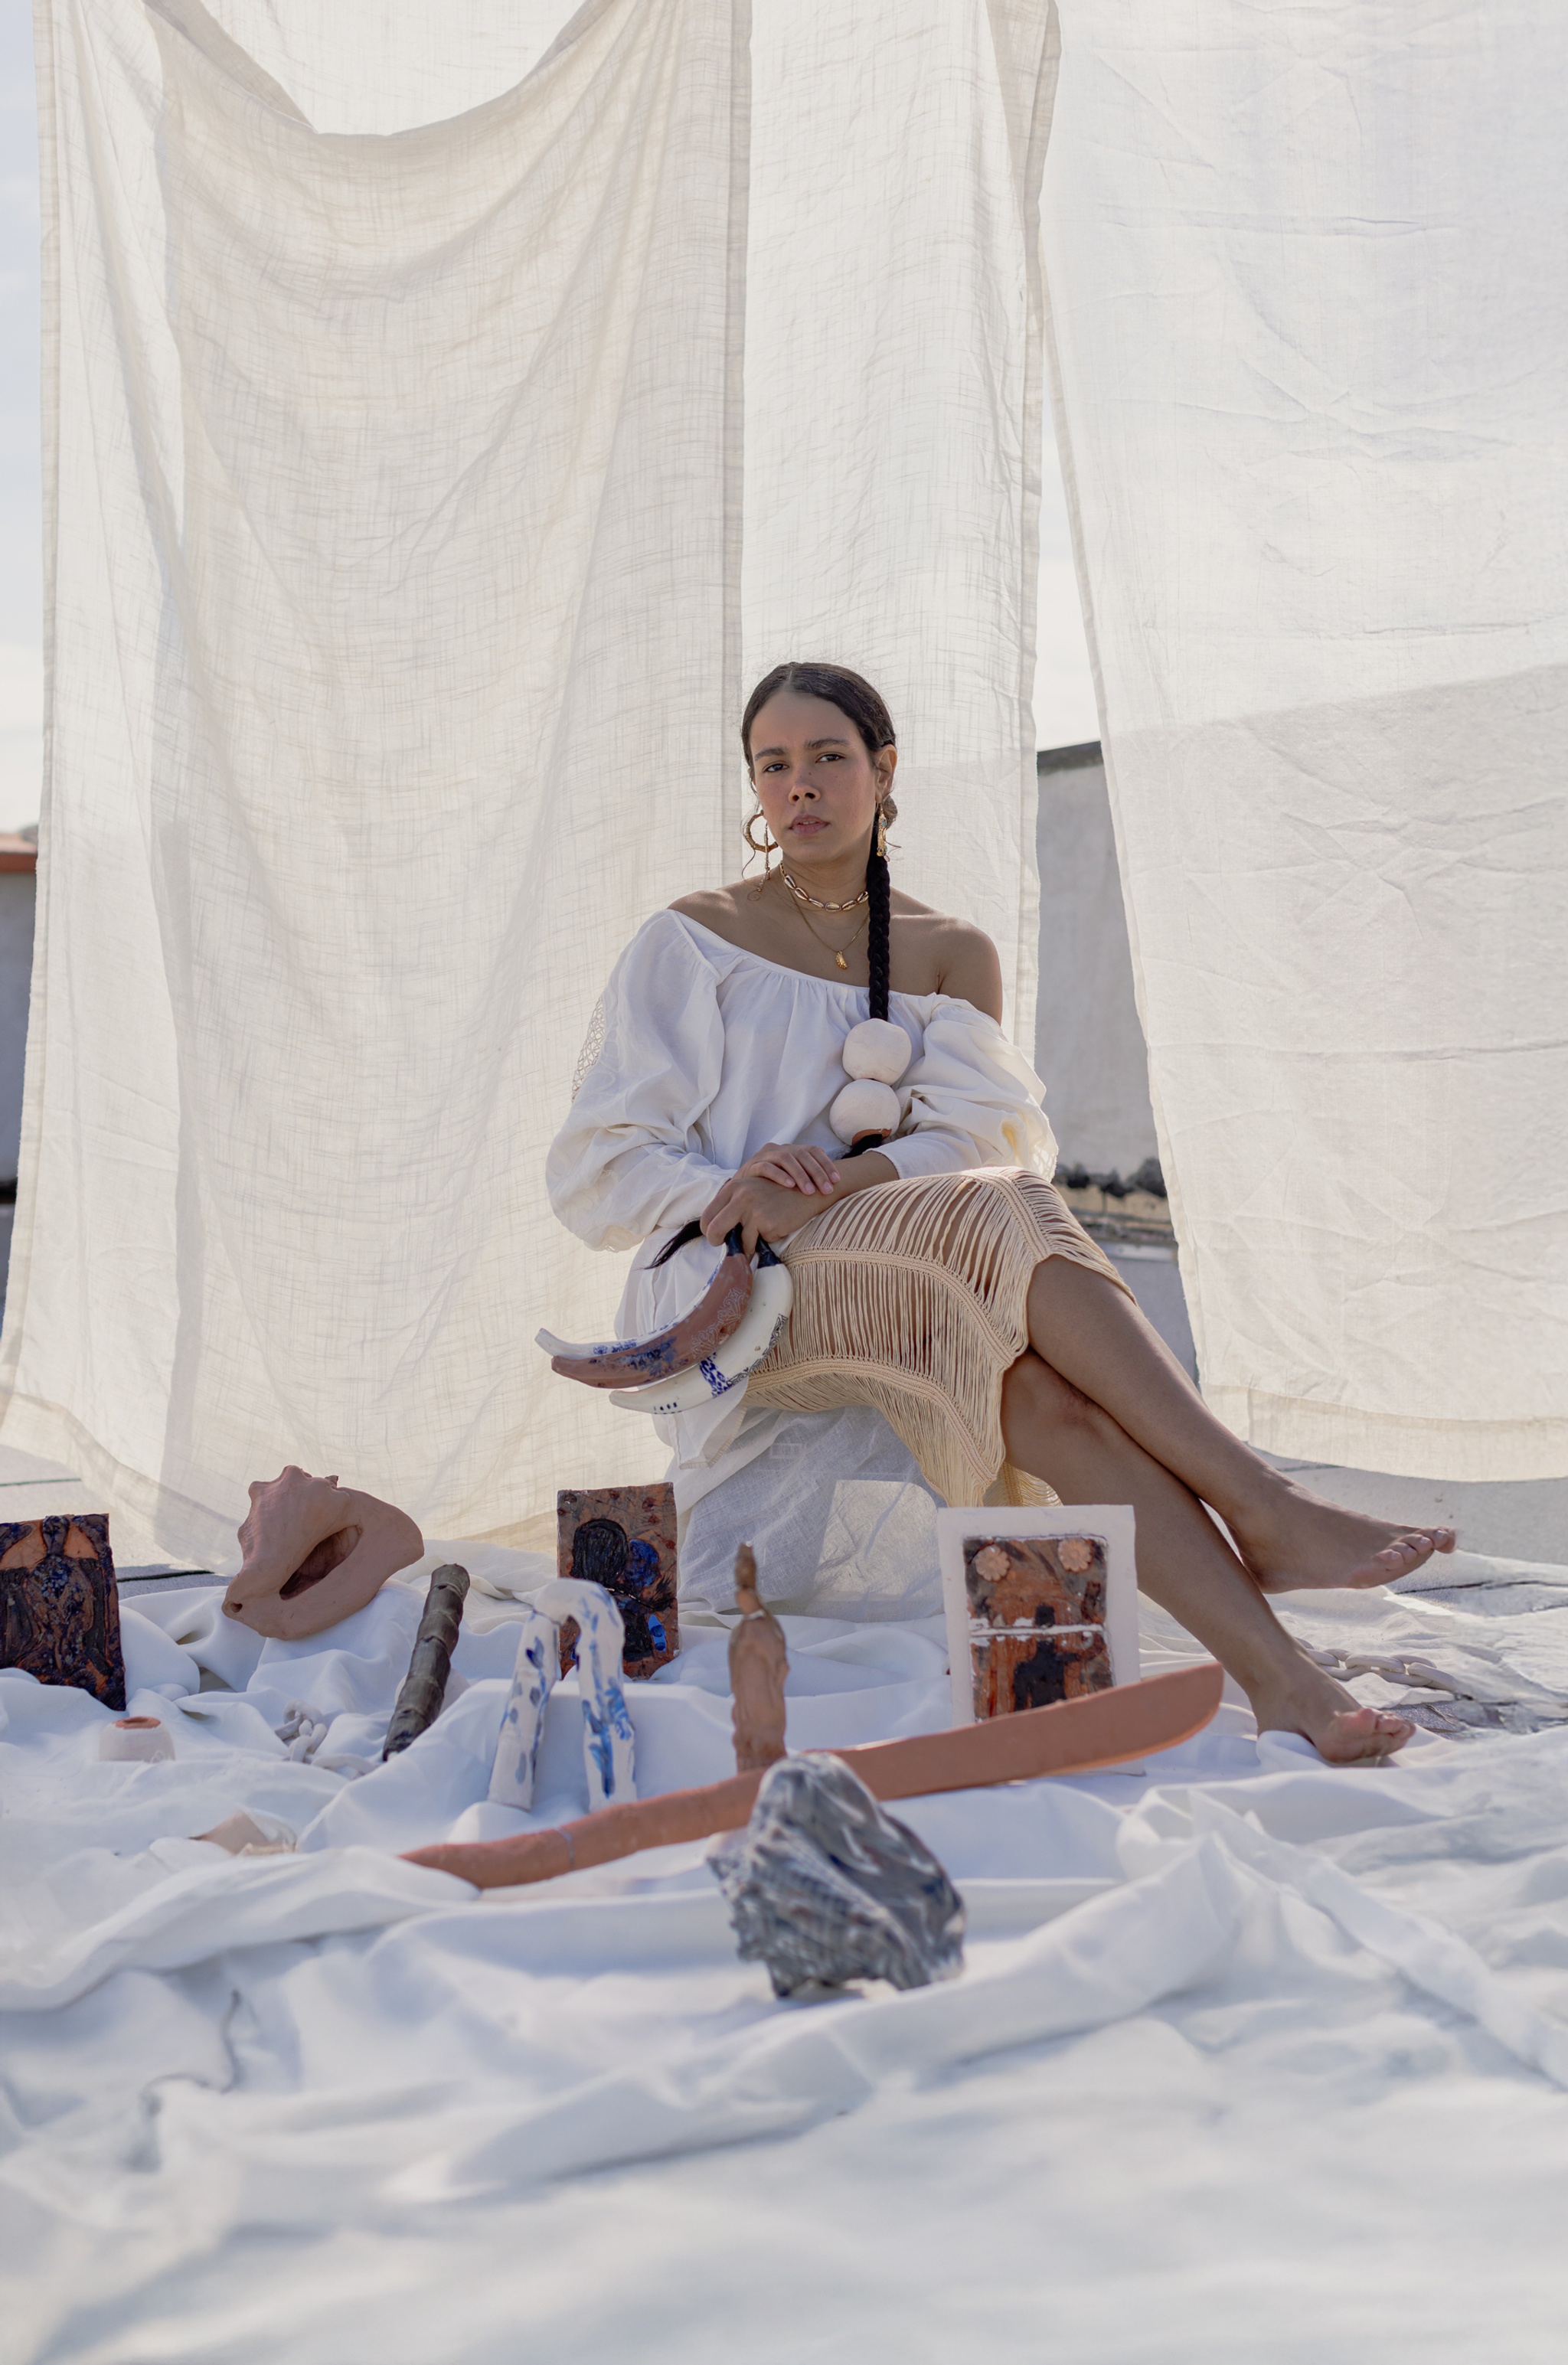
[[1231, 1481, 1455, 1594], [1250, 1654, 1414, 1764]]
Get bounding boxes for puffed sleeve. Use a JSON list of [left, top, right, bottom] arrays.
[[879, 998, 1059, 1181], [546, 914, 733, 1250]]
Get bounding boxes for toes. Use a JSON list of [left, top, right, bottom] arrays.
[[1317, 1707, 1413, 1763]]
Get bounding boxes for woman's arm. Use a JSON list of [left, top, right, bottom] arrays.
[[547, 919, 731, 1249], [700, 1148, 898, 1253]]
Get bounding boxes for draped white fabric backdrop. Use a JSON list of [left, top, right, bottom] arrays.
[[1044, 0, 1568, 1479], [5, 0, 1054, 1557]]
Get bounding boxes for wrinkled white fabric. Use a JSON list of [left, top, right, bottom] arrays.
[[548, 909, 1058, 1494], [1044, 0, 1568, 1479], [6, 1559, 1568, 2357]]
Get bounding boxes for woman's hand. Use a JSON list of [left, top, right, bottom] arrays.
[[701, 1171, 826, 1253], [735, 1141, 840, 1195]]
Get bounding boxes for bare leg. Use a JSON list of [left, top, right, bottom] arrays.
[[1024, 1259, 1455, 1592], [1000, 1354, 1413, 1761]]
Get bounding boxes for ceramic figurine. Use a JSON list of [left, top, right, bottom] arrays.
[[728, 1542, 788, 1773], [220, 1467, 423, 1641], [1, 1514, 125, 1709], [488, 1608, 560, 1809], [709, 1752, 965, 1996]]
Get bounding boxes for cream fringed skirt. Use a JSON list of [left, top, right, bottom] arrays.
[[746, 1167, 1135, 1508]]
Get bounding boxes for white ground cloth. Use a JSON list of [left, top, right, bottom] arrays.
[[7, 1558, 1568, 2357], [1044, 2, 1568, 1481], [7, 0, 1056, 1561]]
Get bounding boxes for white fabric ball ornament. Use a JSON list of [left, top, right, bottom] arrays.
[[830, 1078, 901, 1143], [841, 1018, 912, 1083]]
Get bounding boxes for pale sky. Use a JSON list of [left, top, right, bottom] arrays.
[[0, 8, 1097, 831]]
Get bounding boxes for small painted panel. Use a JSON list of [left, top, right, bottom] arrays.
[[0, 1514, 126, 1710], [556, 1485, 678, 1679], [960, 1533, 1111, 1720]]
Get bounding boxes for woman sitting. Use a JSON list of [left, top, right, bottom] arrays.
[[548, 661, 1454, 1761]]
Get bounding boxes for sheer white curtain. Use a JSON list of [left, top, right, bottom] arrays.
[[9, 0, 1053, 1558], [8, 0, 744, 1559], [1044, 0, 1568, 1479]]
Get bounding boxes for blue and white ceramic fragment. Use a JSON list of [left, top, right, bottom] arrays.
[[487, 1609, 560, 1809], [534, 1578, 637, 1810]]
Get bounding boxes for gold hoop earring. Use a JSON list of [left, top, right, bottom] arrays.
[[744, 805, 779, 874], [874, 804, 888, 862]]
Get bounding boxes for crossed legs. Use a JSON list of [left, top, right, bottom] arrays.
[[998, 1257, 1455, 1762]]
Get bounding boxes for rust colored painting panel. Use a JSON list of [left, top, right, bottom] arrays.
[[557, 1484, 679, 1679], [0, 1514, 126, 1710], [961, 1534, 1111, 1723]]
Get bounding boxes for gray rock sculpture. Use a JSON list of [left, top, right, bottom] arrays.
[[729, 1541, 788, 1773], [708, 1751, 966, 1998]]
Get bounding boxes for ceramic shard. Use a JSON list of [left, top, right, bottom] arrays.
[[383, 1563, 470, 1759], [0, 1514, 125, 1709], [540, 1578, 635, 1808], [729, 1541, 788, 1773], [556, 1484, 678, 1677], [488, 1608, 560, 1809], [708, 1751, 965, 1998], [221, 1466, 423, 1641]]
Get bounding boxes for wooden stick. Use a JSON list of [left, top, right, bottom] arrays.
[[383, 1563, 470, 1759], [403, 1661, 1223, 1890]]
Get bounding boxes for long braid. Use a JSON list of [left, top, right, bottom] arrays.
[[865, 815, 891, 1023], [838, 808, 893, 1161]]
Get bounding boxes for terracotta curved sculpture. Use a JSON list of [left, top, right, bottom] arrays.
[[404, 1661, 1224, 1892], [221, 1466, 423, 1641], [730, 1543, 788, 1773]]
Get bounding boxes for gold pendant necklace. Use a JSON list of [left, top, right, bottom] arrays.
[[778, 874, 869, 971]]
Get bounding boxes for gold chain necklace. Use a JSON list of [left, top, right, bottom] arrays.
[[780, 868, 868, 913], [777, 874, 869, 972]]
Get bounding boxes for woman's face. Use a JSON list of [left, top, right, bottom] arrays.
[[747, 689, 895, 866]]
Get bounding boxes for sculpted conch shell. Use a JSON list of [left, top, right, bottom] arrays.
[[221, 1466, 423, 1641]]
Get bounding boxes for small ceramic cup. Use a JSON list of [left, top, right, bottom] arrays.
[[99, 1714, 176, 1763]]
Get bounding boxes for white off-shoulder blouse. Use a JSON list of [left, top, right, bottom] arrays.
[[547, 910, 1060, 1497]]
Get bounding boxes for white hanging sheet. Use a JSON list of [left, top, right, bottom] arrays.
[[5, 0, 746, 1558], [8, 0, 1057, 1559], [1044, 0, 1568, 1479], [744, 0, 1057, 1047]]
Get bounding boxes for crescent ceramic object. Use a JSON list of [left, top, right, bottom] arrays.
[[607, 1246, 793, 1414], [537, 1230, 754, 1387]]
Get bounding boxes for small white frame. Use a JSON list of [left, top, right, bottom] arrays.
[[936, 1503, 1139, 1727]]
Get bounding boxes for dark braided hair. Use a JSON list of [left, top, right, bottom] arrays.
[[741, 661, 896, 1027]]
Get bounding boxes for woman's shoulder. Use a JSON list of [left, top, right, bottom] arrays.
[[666, 882, 763, 949], [888, 893, 1004, 1021]]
